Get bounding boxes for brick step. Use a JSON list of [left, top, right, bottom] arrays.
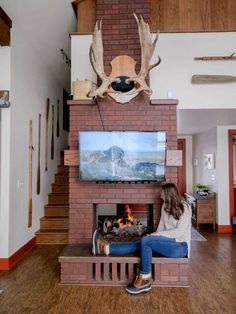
[[52, 183, 69, 194], [40, 217, 69, 229], [48, 193, 69, 205], [58, 165, 69, 175], [45, 205, 69, 217], [55, 174, 69, 185], [35, 229, 68, 244], [59, 244, 189, 286]]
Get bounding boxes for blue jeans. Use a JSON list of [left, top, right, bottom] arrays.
[[110, 235, 188, 274]]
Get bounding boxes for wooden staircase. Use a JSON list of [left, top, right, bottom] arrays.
[[35, 164, 69, 244]]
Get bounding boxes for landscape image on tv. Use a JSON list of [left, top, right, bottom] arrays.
[[79, 131, 166, 181]]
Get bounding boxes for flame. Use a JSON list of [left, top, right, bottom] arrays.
[[126, 205, 134, 222], [117, 205, 135, 228]]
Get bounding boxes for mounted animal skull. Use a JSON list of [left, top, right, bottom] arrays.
[[89, 13, 161, 104]]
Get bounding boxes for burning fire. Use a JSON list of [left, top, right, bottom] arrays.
[[117, 205, 134, 228]]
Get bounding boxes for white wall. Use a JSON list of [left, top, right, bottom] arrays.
[[217, 125, 236, 225], [150, 32, 236, 108], [193, 128, 217, 193], [189, 125, 236, 226], [0, 109, 11, 257], [70, 33, 236, 108], [178, 135, 193, 194], [0, 13, 69, 258], [0, 46, 11, 258], [71, 35, 97, 92], [0, 47, 10, 90]]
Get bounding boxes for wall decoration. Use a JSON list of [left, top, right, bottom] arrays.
[[45, 98, 50, 171], [194, 52, 236, 61], [51, 105, 54, 160], [89, 13, 161, 104], [37, 114, 41, 195], [166, 150, 182, 166], [72, 79, 93, 100], [57, 99, 59, 138], [0, 90, 10, 108], [192, 75, 236, 84], [28, 120, 33, 227], [204, 153, 215, 170]]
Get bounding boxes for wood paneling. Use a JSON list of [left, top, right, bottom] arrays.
[[76, 0, 96, 33], [0, 7, 12, 45], [0, 18, 10, 45], [151, 0, 236, 32], [71, 0, 235, 34]]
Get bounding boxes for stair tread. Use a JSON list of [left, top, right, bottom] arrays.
[[40, 217, 69, 221], [45, 204, 69, 208], [35, 229, 68, 234], [48, 193, 69, 196]]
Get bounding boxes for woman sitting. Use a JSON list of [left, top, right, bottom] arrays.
[[92, 183, 192, 294]]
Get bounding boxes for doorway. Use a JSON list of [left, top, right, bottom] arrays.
[[177, 138, 186, 196], [228, 130, 236, 225]]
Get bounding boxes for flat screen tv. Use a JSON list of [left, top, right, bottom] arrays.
[[79, 131, 166, 182]]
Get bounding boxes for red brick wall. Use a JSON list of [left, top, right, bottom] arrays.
[[68, 95, 177, 244], [96, 0, 150, 74]]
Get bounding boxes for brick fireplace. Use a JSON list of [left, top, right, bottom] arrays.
[[59, 0, 188, 287], [68, 96, 178, 244]]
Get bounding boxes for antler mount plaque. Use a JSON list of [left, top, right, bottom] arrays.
[[89, 14, 161, 104]]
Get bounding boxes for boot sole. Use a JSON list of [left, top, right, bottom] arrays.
[[125, 286, 152, 294]]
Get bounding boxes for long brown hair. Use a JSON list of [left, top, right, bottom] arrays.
[[161, 183, 184, 220]]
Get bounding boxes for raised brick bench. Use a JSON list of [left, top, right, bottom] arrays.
[[59, 244, 189, 287]]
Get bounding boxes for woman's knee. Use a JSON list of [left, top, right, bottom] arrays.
[[141, 235, 151, 246]]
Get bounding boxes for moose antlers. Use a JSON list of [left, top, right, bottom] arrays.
[[126, 13, 161, 95], [89, 21, 120, 98], [89, 13, 161, 99]]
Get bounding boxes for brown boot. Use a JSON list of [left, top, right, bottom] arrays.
[[92, 230, 109, 255], [126, 274, 153, 294]]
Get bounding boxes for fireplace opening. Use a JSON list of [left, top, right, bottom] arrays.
[[93, 204, 153, 239]]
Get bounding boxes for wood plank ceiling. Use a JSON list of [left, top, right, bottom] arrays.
[[72, 0, 236, 33], [151, 0, 236, 32]]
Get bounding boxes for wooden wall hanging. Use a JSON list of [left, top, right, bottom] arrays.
[[51, 105, 54, 160], [194, 53, 236, 61], [57, 100, 59, 138], [36, 114, 41, 195], [72, 79, 93, 100], [45, 98, 50, 171], [90, 14, 161, 104], [0, 90, 10, 108], [192, 75, 236, 83], [28, 120, 33, 227]]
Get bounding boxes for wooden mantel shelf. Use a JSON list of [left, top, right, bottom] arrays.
[[67, 99, 178, 106], [67, 99, 96, 106], [150, 99, 178, 106]]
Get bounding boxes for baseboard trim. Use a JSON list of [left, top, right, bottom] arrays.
[[216, 225, 232, 233], [0, 237, 36, 270]]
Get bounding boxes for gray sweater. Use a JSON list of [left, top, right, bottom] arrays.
[[151, 202, 192, 257]]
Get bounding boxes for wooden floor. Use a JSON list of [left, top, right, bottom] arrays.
[[0, 230, 236, 314]]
